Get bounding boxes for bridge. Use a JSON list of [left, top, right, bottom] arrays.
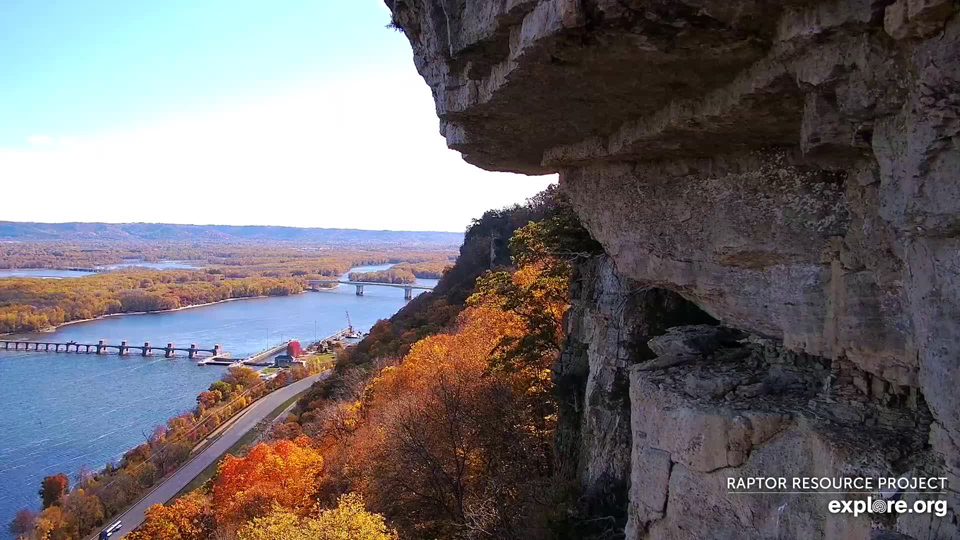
[[307, 279, 434, 300], [197, 340, 290, 367], [240, 341, 292, 367], [1, 340, 223, 359]]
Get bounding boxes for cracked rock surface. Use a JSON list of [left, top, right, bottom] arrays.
[[386, 1, 960, 537]]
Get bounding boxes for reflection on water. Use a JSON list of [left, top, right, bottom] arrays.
[[0, 265, 436, 534]]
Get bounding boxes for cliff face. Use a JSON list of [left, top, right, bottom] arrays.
[[386, 1, 960, 537]]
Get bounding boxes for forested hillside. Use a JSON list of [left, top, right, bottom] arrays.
[[85, 184, 607, 540]]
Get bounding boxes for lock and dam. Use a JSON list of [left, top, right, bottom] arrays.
[[0, 339, 223, 358]]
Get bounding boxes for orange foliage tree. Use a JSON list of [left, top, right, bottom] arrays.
[[126, 491, 215, 540], [212, 436, 324, 525], [313, 255, 573, 538], [39, 473, 70, 508], [332, 305, 560, 537]]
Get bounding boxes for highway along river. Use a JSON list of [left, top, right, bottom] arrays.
[[0, 265, 437, 535]]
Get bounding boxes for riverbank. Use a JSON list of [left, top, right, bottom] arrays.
[[0, 271, 308, 335], [89, 370, 331, 540], [61, 361, 330, 540], [0, 264, 429, 538], [1, 282, 349, 338], [1, 291, 313, 338]]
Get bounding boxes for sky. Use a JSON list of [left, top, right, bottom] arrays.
[[0, 1, 555, 232]]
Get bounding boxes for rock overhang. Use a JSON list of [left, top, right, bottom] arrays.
[[387, 3, 960, 533]]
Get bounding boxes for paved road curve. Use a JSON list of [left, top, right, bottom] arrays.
[[98, 371, 329, 539]]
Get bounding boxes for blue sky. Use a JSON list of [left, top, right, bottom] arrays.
[[0, 1, 554, 231]]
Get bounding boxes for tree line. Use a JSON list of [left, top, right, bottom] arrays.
[[0, 242, 456, 278], [347, 269, 417, 284], [0, 271, 304, 334], [390, 261, 452, 279]]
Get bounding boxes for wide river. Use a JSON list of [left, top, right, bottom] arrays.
[[0, 265, 436, 534]]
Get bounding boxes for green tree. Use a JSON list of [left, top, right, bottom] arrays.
[[208, 380, 233, 397]]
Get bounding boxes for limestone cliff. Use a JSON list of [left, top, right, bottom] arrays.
[[386, 1, 960, 538]]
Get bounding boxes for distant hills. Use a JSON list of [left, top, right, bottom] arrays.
[[0, 222, 463, 247]]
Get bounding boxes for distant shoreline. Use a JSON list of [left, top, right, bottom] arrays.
[[1, 291, 314, 338]]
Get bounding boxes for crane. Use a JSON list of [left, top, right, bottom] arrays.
[[344, 311, 362, 339]]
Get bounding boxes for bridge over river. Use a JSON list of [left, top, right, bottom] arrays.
[[1, 339, 222, 358], [307, 279, 434, 299]]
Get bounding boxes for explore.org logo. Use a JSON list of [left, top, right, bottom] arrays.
[[828, 497, 948, 518], [727, 476, 950, 518]]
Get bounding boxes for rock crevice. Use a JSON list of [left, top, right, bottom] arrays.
[[387, 0, 960, 537]]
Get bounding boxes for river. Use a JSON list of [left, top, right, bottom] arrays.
[[0, 261, 201, 279], [0, 265, 436, 534]]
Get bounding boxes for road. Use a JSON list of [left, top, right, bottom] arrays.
[[99, 371, 329, 539]]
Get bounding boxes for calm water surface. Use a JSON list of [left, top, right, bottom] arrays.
[[0, 265, 435, 534], [96, 260, 201, 271], [0, 269, 93, 279], [0, 261, 199, 279]]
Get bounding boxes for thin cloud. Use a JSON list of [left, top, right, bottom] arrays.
[[1, 74, 555, 232], [25, 135, 53, 145]]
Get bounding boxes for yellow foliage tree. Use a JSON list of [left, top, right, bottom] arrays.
[[34, 505, 69, 540], [237, 494, 396, 540]]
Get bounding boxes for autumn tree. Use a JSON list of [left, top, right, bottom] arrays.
[[153, 439, 193, 475], [508, 191, 602, 268], [335, 200, 594, 538], [468, 193, 598, 381], [39, 473, 69, 508], [8, 508, 37, 539], [468, 263, 568, 379], [209, 380, 233, 397], [222, 366, 262, 392], [196, 390, 221, 409], [0, 262, 318, 333], [126, 491, 215, 540], [61, 488, 104, 537], [348, 268, 416, 284], [34, 505, 69, 540], [212, 437, 324, 525], [346, 307, 555, 538], [237, 494, 396, 540], [269, 420, 303, 441], [96, 470, 141, 516], [123, 443, 152, 467]]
